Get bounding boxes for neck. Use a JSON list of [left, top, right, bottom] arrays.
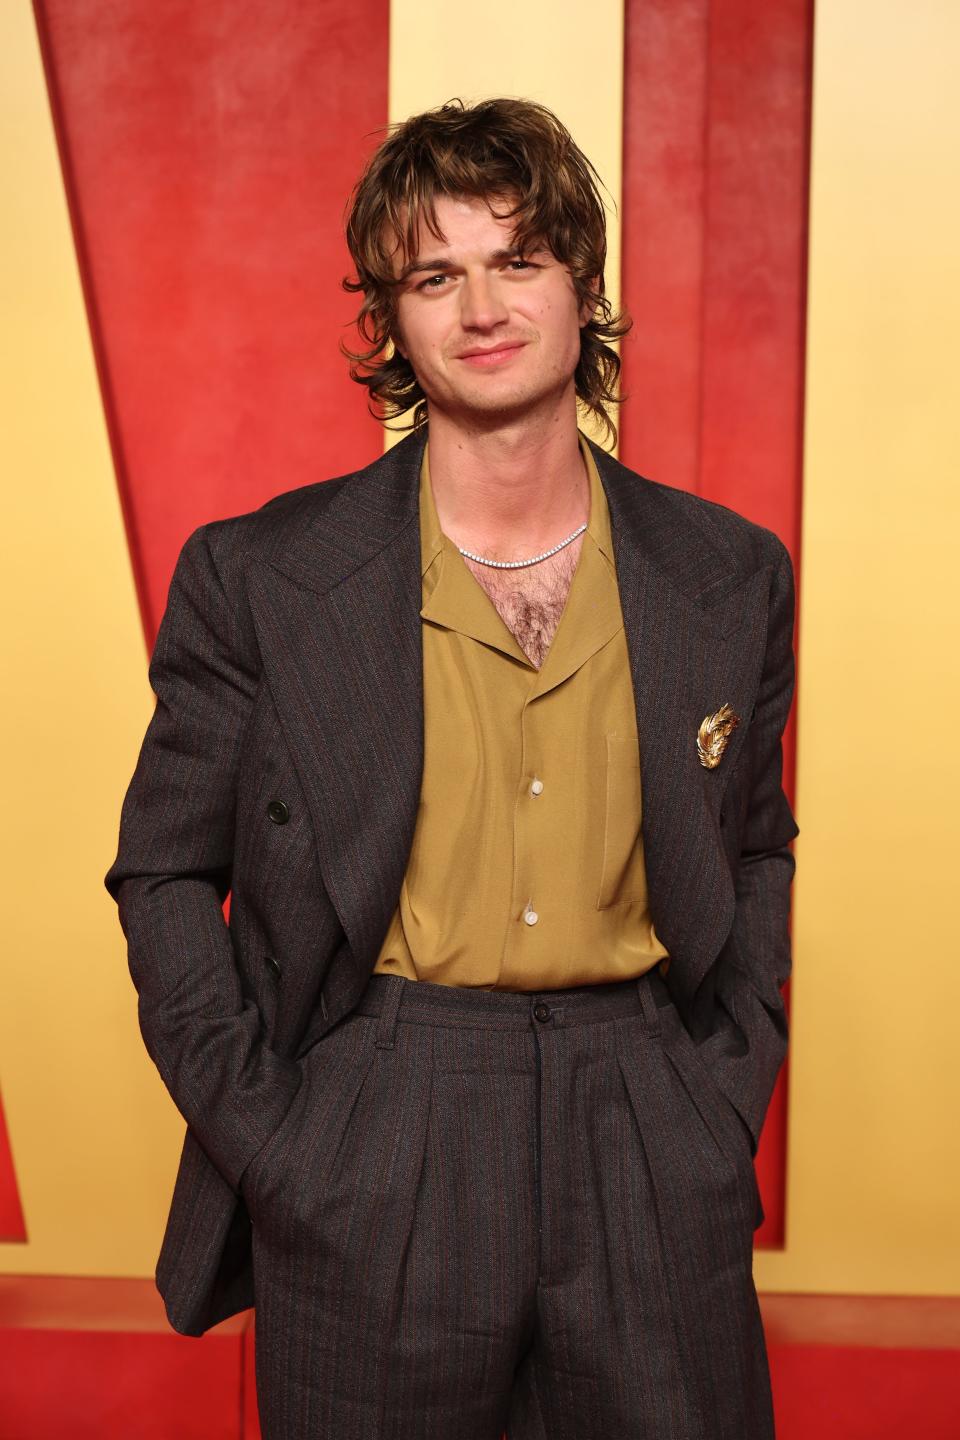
[[425, 399, 589, 560]]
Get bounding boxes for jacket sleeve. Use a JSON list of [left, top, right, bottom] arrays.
[[103, 523, 301, 1192], [698, 538, 799, 1155]]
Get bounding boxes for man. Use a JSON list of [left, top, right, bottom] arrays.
[[105, 97, 798, 1439]]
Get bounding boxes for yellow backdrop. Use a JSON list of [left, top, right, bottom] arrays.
[[764, 0, 960, 1294]]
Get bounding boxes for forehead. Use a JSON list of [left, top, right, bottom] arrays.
[[389, 192, 539, 271]]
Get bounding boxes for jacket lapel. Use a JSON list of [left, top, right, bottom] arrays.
[[247, 432, 427, 977], [590, 442, 771, 1004]]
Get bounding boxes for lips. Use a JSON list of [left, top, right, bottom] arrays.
[[457, 341, 526, 366]]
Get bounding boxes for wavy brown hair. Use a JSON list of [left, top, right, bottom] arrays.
[[341, 97, 630, 443]]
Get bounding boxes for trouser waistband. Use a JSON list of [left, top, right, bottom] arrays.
[[352, 967, 674, 1051]]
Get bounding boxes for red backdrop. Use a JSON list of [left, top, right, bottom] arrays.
[[620, 0, 814, 1245]]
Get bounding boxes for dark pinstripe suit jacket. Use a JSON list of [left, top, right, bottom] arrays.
[[104, 429, 798, 1336]]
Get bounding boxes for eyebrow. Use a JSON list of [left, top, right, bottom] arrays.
[[396, 247, 532, 283]]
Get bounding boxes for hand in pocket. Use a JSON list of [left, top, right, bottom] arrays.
[[239, 1064, 309, 1215]]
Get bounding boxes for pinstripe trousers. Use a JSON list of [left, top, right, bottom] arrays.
[[242, 969, 775, 1439]]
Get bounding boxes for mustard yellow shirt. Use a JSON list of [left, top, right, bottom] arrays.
[[373, 434, 669, 990]]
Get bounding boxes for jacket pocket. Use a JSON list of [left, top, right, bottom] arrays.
[[597, 733, 648, 909]]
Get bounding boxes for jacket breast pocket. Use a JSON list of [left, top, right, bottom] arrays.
[[597, 733, 648, 909]]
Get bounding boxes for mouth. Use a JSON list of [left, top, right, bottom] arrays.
[[456, 341, 527, 367]]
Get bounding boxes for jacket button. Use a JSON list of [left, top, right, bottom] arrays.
[[266, 955, 282, 979], [267, 799, 290, 824]]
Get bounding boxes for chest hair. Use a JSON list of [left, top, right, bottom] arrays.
[[461, 535, 584, 670]]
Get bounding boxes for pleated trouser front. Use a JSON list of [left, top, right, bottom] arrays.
[[244, 968, 775, 1440]]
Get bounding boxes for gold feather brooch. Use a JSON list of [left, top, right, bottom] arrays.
[[696, 703, 740, 770]]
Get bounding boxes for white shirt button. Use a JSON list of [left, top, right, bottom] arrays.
[[530, 778, 544, 796], [523, 908, 539, 926]]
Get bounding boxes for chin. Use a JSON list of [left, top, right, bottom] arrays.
[[450, 377, 568, 419]]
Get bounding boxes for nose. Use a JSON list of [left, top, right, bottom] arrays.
[[458, 270, 509, 331]]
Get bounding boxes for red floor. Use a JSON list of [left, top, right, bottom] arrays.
[[1, 1278, 958, 1438]]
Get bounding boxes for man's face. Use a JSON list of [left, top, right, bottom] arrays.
[[391, 193, 592, 427]]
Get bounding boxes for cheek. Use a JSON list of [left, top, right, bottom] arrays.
[[394, 302, 432, 359], [398, 313, 444, 367], [543, 306, 584, 368], [535, 290, 580, 342]]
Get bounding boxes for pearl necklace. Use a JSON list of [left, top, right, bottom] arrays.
[[457, 523, 587, 569]]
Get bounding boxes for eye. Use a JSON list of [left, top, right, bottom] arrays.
[[416, 274, 449, 291], [507, 259, 535, 272]]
